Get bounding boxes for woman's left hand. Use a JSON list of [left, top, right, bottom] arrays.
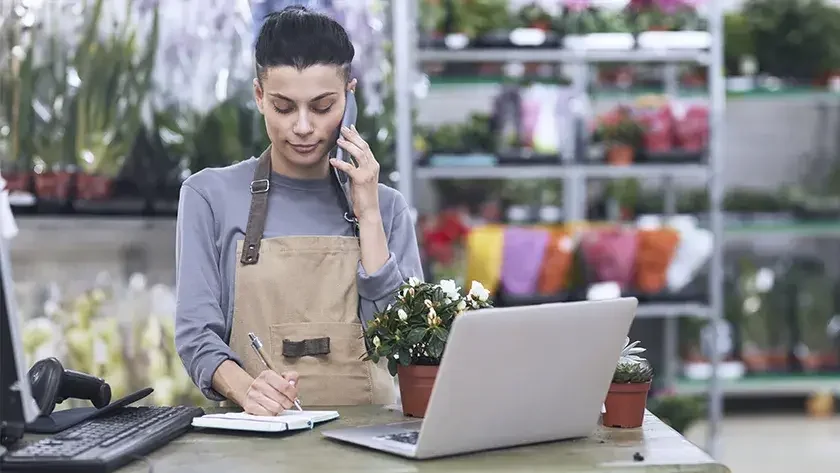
[[331, 125, 381, 221]]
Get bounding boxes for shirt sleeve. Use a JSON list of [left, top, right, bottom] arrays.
[[174, 184, 242, 401], [356, 193, 424, 326]]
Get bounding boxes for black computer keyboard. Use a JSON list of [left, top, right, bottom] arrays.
[[1, 405, 204, 472]]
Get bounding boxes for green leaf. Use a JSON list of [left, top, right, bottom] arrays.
[[387, 358, 399, 377], [433, 327, 449, 342], [398, 348, 411, 366], [406, 327, 426, 345], [427, 337, 445, 359]]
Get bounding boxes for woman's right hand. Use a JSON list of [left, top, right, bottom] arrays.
[[241, 370, 299, 416]]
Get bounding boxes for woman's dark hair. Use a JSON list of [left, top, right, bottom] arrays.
[[254, 5, 354, 82]]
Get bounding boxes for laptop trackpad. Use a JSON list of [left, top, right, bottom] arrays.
[[376, 420, 423, 445], [379, 430, 419, 445]]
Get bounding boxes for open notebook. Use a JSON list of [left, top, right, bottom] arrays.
[[191, 410, 339, 433]]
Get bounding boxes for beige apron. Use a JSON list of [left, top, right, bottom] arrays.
[[227, 148, 396, 406]]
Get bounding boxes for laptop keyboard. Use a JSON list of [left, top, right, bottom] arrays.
[[380, 430, 419, 445]]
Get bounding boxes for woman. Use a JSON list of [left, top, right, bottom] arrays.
[[174, 6, 423, 416]]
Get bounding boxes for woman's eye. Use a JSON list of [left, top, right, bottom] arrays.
[[312, 106, 332, 114], [273, 105, 293, 114]]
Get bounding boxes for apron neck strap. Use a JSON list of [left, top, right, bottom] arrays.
[[240, 146, 359, 266], [240, 147, 272, 265]]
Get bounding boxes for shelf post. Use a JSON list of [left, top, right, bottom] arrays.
[[392, 0, 415, 211], [565, 63, 589, 222], [706, 0, 726, 459]]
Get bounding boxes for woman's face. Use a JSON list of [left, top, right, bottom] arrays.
[[254, 65, 352, 174]]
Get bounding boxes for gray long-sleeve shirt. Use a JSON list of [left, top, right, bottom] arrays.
[[174, 158, 424, 401]]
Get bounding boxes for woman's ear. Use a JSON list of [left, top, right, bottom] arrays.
[[347, 78, 357, 92], [253, 78, 265, 115]]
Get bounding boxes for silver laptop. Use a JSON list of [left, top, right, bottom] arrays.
[[322, 297, 638, 459]]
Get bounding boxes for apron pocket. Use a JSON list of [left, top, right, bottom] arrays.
[[269, 322, 373, 406]]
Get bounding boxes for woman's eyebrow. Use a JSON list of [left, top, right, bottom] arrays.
[[268, 92, 337, 102]]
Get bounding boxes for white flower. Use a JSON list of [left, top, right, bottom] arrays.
[[438, 279, 461, 300], [469, 281, 490, 302], [398, 309, 408, 321], [408, 277, 421, 287], [424, 299, 433, 308], [373, 336, 381, 347], [457, 300, 467, 311], [427, 307, 439, 326]]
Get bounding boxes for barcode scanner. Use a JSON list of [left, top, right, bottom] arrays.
[[27, 357, 112, 416]]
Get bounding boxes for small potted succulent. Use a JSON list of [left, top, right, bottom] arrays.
[[602, 338, 654, 428], [362, 277, 494, 417]]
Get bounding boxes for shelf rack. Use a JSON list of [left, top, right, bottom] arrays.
[[390, 0, 726, 458]]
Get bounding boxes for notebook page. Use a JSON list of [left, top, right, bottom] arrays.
[[204, 410, 338, 423]]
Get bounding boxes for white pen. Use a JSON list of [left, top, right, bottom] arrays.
[[248, 332, 303, 411]]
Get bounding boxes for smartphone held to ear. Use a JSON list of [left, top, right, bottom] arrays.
[[335, 90, 358, 167], [334, 89, 358, 222]]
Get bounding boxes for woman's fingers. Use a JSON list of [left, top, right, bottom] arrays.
[[339, 125, 373, 165], [330, 157, 356, 175]]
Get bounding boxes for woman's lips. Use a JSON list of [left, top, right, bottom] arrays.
[[290, 143, 319, 154]]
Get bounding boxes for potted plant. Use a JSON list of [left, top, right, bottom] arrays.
[[602, 337, 654, 428], [73, 0, 159, 204], [516, 2, 554, 31], [362, 277, 494, 417], [593, 109, 643, 166], [450, 0, 514, 46]]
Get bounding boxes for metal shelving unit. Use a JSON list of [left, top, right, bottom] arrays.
[[391, 1, 726, 457]]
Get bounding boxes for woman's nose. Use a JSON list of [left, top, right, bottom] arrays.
[[293, 112, 314, 135]]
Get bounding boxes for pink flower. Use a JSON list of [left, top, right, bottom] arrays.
[[565, 0, 591, 12]]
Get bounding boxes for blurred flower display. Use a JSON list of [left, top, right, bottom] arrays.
[[20, 272, 212, 409]]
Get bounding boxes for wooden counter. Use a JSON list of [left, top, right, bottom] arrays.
[[116, 406, 729, 473]]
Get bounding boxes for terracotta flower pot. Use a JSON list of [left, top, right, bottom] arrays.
[[602, 381, 651, 428], [33, 170, 73, 200], [398, 365, 438, 418], [819, 352, 839, 370], [798, 353, 822, 372], [530, 20, 551, 31], [767, 351, 788, 371], [607, 144, 634, 166], [76, 172, 114, 200], [741, 352, 769, 372]]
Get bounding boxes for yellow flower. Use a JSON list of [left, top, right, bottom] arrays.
[[373, 336, 381, 347]]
